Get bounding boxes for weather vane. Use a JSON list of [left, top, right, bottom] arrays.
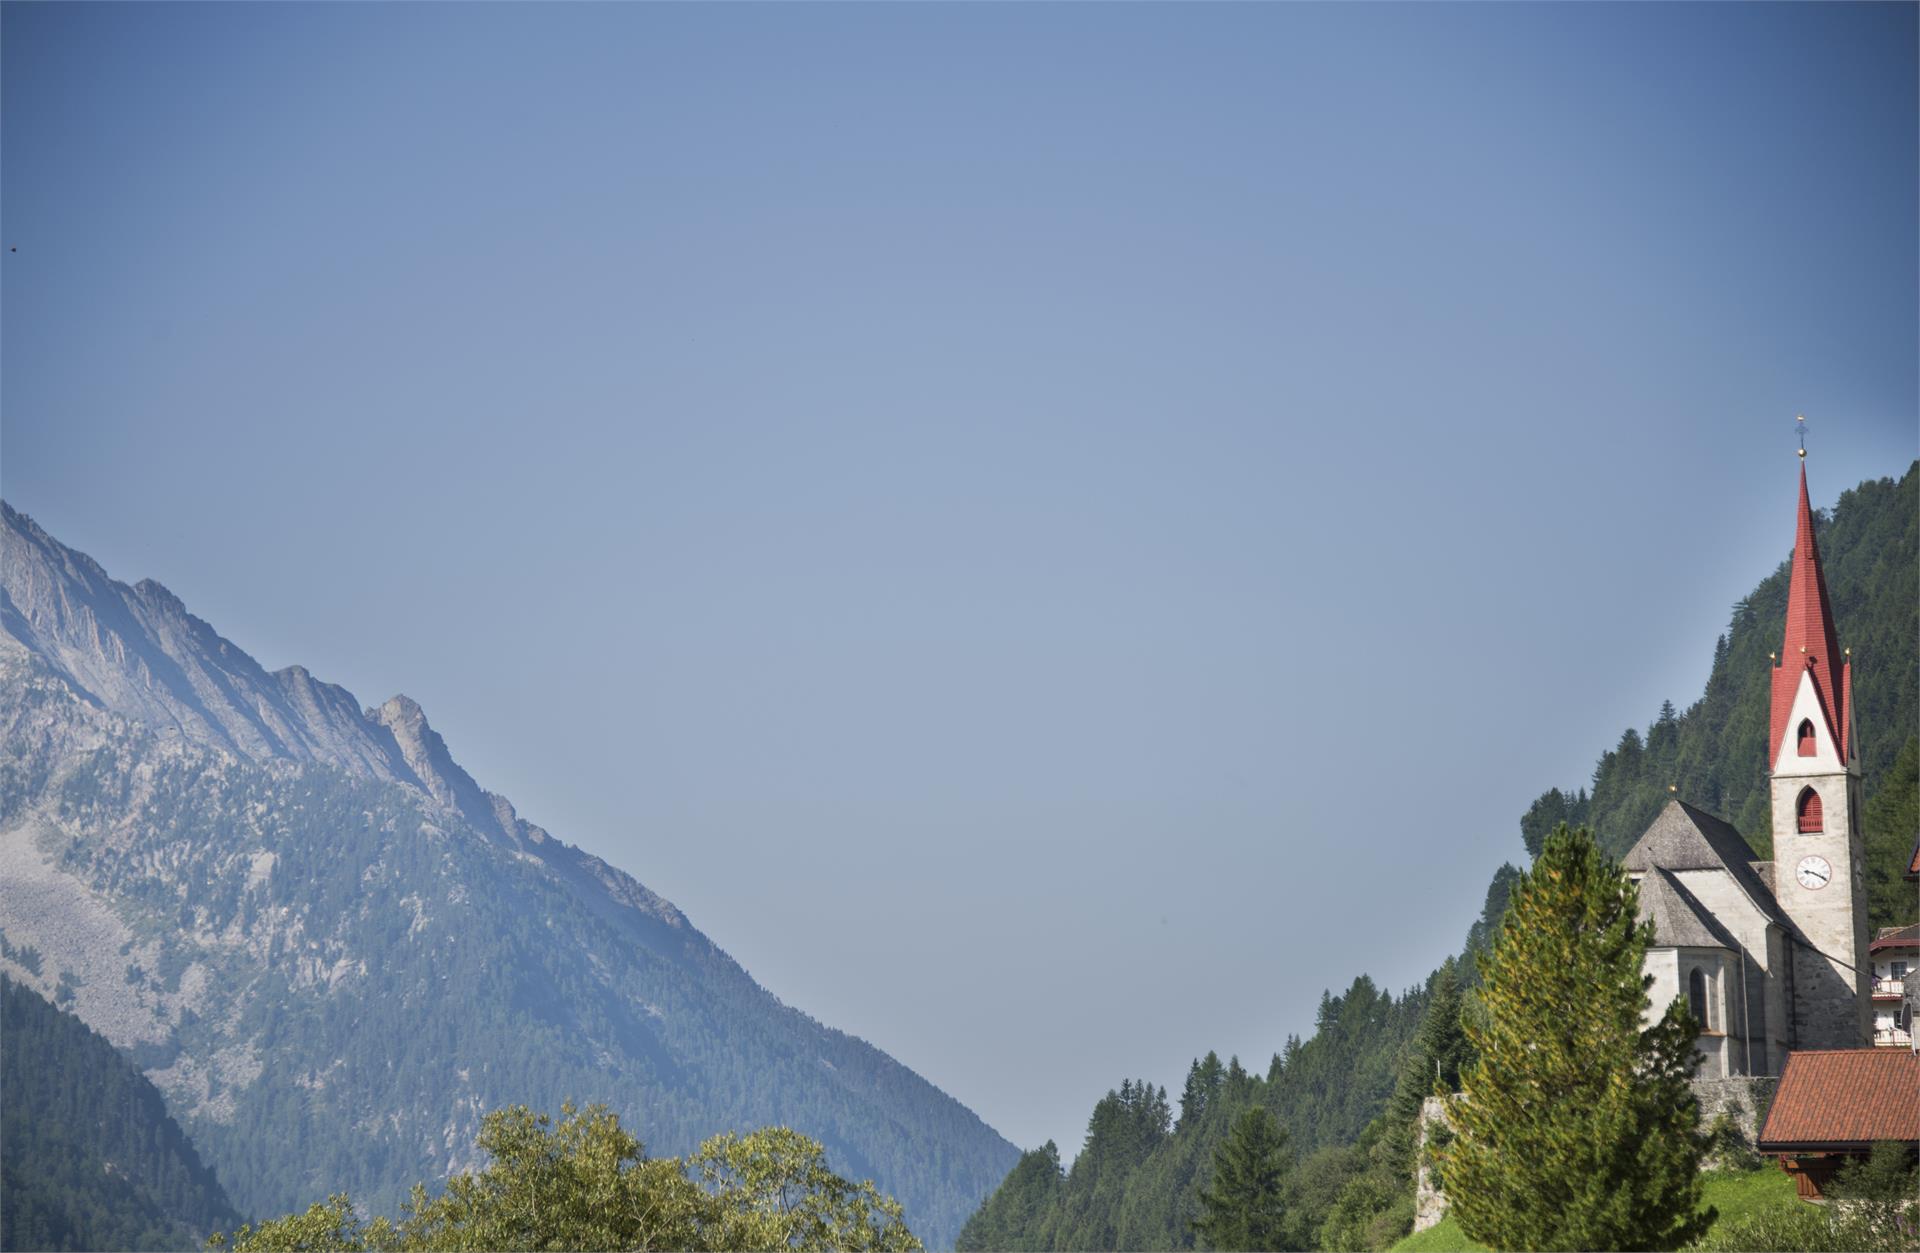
[[1796, 414, 1808, 459]]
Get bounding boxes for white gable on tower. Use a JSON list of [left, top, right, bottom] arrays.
[[1771, 667, 1849, 778]]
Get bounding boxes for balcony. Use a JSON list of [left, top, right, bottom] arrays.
[[1871, 1026, 1913, 1048], [1871, 976, 1906, 1000]]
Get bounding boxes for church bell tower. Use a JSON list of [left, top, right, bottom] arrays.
[[1767, 443, 1870, 1048]]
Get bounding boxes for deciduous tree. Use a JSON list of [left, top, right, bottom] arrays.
[[208, 1104, 920, 1252]]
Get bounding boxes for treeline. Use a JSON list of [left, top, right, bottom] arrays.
[[0, 976, 241, 1252], [1520, 464, 1917, 930], [957, 965, 1474, 1252]]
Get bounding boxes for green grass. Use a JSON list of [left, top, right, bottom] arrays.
[[1388, 1167, 1800, 1252], [1696, 1165, 1799, 1226], [1392, 1213, 1487, 1253]]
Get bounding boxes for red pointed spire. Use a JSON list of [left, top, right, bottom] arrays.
[[1770, 463, 1846, 767]]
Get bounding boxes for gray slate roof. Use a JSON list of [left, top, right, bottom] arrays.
[[1621, 799, 1786, 928], [1637, 867, 1739, 950]]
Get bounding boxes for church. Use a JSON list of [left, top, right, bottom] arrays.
[[1622, 452, 1871, 1078]]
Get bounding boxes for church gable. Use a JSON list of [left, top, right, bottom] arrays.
[[1622, 801, 1785, 928]]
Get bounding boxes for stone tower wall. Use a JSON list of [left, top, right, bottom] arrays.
[[1769, 671, 1870, 1049]]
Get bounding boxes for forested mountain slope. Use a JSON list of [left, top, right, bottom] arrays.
[[959, 462, 1918, 1251], [956, 975, 1449, 1251], [1, 975, 242, 1252], [0, 503, 1016, 1248]]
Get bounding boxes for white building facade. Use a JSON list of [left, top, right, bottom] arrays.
[[1869, 925, 1916, 1049]]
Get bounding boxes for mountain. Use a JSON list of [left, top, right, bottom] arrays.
[[0, 501, 1017, 1248], [1, 974, 242, 1252]]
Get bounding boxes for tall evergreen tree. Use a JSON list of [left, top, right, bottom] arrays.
[[1193, 1107, 1293, 1252], [1436, 824, 1713, 1253], [1179, 1060, 1209, 1130]]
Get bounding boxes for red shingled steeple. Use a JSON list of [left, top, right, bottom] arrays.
[[1771, 463, 1848, 768]]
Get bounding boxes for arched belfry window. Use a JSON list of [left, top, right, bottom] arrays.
[[1797, 719, 1818, 757], [1797, 787, 1824, 834], [1688, 968, 1709, 1029]]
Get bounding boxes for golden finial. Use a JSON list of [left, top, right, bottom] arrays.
[[1668, 784, 1678, 793], [1796, 414, 1807, 459]]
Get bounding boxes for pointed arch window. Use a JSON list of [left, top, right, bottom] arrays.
[[1688, 968, 1710, 1029], [1797, 786, 1823, 834], [1798, 719, 1818, 756]]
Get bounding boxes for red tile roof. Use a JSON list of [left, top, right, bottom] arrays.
[[1758, 1049, 1920, 1150], [1770, 465, 1847, 767]]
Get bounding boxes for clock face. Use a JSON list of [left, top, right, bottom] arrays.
[[1796, 855, 1833, 890]]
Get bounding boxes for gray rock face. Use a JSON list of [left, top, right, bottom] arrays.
[[2, 502, 416, 783], [0, 501, 1014, 1246], [0, 503, 690, 933], [368, 694, 503, 839]]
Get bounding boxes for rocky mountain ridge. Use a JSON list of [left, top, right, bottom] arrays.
[[0, 501, 1017, 1246]]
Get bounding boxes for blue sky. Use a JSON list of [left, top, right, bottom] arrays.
[[4, 3, 1914, 1159]]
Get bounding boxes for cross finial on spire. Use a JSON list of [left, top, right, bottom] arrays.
[[1796, 414, 1807, 459]]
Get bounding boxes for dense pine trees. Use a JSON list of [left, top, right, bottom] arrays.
[[949, 1143, 1065, 1252], [1862, 736, 1920, 929], [956, 975, 1452, 1251], [0, 976, 241, 1252]]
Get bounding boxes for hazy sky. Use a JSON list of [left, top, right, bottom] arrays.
[[4, 3, 1915, 1160]]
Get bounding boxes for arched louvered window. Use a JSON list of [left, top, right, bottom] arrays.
[[1688, 968, 1709, 1029], [1797, 719, 1818, 757], [1797, 786, 1824, 834]]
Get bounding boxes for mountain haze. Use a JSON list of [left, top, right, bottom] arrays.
[[0, 502, 1017, 1247]]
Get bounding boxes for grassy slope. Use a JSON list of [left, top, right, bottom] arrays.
[[1389, 1167, 1799, 1252]]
